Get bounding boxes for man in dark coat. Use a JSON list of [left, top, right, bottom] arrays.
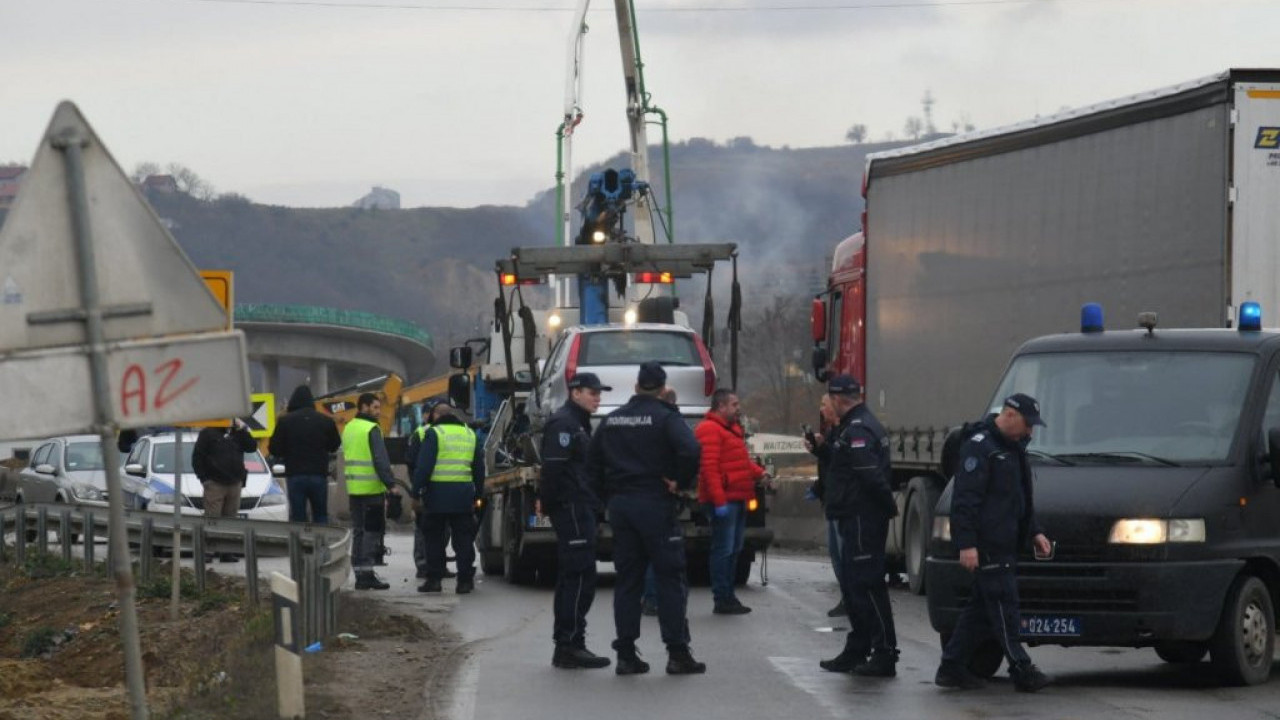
[[269, 385, 342, 524]]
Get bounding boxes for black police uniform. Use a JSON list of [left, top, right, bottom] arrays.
[[588, 392, 701, 659], [826, 401, 899, 671], [540, 399, 605, 656], [941, 416, 1043, 676]]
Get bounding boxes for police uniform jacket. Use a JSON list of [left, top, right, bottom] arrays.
[[539, 401, 601, 512], [587, 394, 701, 499], [950, 416, 1043, 562], [824, 403, 895, 519]]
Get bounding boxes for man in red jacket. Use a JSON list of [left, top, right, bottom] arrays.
[[696, 389, 766, 615]]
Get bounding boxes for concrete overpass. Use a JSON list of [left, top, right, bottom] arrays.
[[235, 304, 434, 396]]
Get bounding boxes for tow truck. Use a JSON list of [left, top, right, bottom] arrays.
[[440, 0, 772, 584]]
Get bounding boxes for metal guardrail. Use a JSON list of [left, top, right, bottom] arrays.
[[0, 502, 351, 646]]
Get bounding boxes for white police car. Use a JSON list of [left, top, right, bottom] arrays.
[[122, 431, 287, 521]]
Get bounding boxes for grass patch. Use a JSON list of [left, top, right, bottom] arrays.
[[20, 626, 58, 658], [139, 572, 199, 600], [0, 612, 12, 631], [21, 551, 79, 579]]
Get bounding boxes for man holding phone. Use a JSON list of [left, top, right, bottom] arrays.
[[935, 393, 1053, 692]]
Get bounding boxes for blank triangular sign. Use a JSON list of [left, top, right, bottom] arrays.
[[0, 101, 228, 352]]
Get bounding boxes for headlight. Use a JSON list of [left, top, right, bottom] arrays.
[[931, 515, 952, 542], [72, 483, 105, 500], [257, 494, 286, 507], [1108, 518, 1206, 544]]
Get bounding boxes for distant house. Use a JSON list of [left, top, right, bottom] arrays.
[[353, 186, 401, 210], [142, 174, 179, 194], [0, 165, 27, 210]]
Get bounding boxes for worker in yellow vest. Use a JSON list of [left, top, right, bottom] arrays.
[[411, 402, 485, 594], [342, 392, 401, 590]]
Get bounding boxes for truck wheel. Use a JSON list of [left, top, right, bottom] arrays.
[[1154, 641, 1207, 664], [734, 551, 756, 587], [905, 479, 940, 596], [1210, 575, 1274, 685], [503, 535, 537, 585]]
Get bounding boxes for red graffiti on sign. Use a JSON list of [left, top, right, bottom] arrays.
[[119, 358, 199, 417]]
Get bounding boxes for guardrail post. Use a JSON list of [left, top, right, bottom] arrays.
[[270, 572, 306, 720], [193, 525, 207, 595], [60, 508, 73, 565], [303, 554, 318, 647], [36, 506, 48, 555], [83, 510, 95, 571], [139, 518, 154, 585], [288, 531, 303, 582], [14, 507, 25, 567], [0, 507, 7, 564], [244, 528, 259, 608]]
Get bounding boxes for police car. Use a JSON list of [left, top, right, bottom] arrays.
[[122, 431, 288, 521]]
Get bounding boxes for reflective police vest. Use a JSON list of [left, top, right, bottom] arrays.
[[430, 424, 476, 484], [342, 417, 384, 496]]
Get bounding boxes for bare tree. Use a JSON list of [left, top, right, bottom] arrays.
[[845, 124, 868, 144], [922, 90, 937, 135], [737, 294, 824, 433], [130, 161, 162, 184], [903, 116, 924, 140], [166, 163, 215, 200]]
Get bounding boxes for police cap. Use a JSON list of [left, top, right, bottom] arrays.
[[637, 361, 667, 390]]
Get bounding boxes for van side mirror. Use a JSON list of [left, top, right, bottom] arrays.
[[449, 373, 472, 411], [811, 347, 829, 382], [811, 297, 827, 342], [450, 346, 473, 370], [1268, 428, 1280, 488]]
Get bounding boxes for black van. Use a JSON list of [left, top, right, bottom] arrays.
[[926, 317, 1280, 686]]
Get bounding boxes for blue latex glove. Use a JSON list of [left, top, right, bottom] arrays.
[[713, 504, 730, 518]]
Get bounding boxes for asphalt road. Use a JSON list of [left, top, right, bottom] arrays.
[[301, 530, 1280, 720]]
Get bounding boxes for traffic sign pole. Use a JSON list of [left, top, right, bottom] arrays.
[[54, 125, 150, 720]]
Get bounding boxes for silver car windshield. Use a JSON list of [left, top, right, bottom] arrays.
[[579, 331, 699, 366], [991, 351, 1255, 464], [65, 442, 105, 471]]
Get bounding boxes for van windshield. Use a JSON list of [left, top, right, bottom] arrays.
[[579, 331, 700, 367], [990, 351, 1255, 464]]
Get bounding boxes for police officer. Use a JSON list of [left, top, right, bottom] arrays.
[[819, 374, 900, 677], [341, 393, 400, 590], [936, 393, 1052, 692], [412, 402, 484, 594], [408, 398, 455, 581], [588, 361, 705, 675], [541, 372, 612, 670]]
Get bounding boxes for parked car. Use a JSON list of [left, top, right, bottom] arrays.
[[17, 434, 150, 510], [532, 323, 717, 424], [122, 431, 287, 521]]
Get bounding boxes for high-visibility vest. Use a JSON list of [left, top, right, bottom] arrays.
[[430, 424, 476, 484], [342, 418, 385, 496]]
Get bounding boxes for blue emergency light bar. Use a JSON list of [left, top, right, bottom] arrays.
[[1240, 301, 1263, 332], [1081, 303, 1104, 333]]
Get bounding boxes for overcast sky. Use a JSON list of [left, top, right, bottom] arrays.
[[2, 0, 1274, 208]]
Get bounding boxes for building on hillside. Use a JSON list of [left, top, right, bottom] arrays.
[[353, 186, 400, 210], [0, 166, 27, 210], [141, 174, 179, 194]]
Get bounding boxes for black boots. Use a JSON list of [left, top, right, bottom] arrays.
[[418, 578, 442, 593], [819, 648, 866, 673], [666, 646, 707, 675], [354, 571, 390, 590], [853, 650, 898, 677], [1010, 663, 1050, 692], [935, 660, 985, 690], [456, 577, 475, 594], [553, 645, 611, 670], [613, 643, 651, 676], [713, 599, 752, 615]]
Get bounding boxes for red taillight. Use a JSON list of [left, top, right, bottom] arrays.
[[634, 271, 673, 284], [565, 334, 582, 384], [693, 335, 716, 396]]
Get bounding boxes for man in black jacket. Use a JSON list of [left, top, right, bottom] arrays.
[[269, 385, 341, 524], [542, 372, 612, 670], [193, 420, 257, 522], [411, 404, 485, 594], [819, 374, 900, 678], [935, 393, 1052, 692], [588, 361, 705, 676]]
